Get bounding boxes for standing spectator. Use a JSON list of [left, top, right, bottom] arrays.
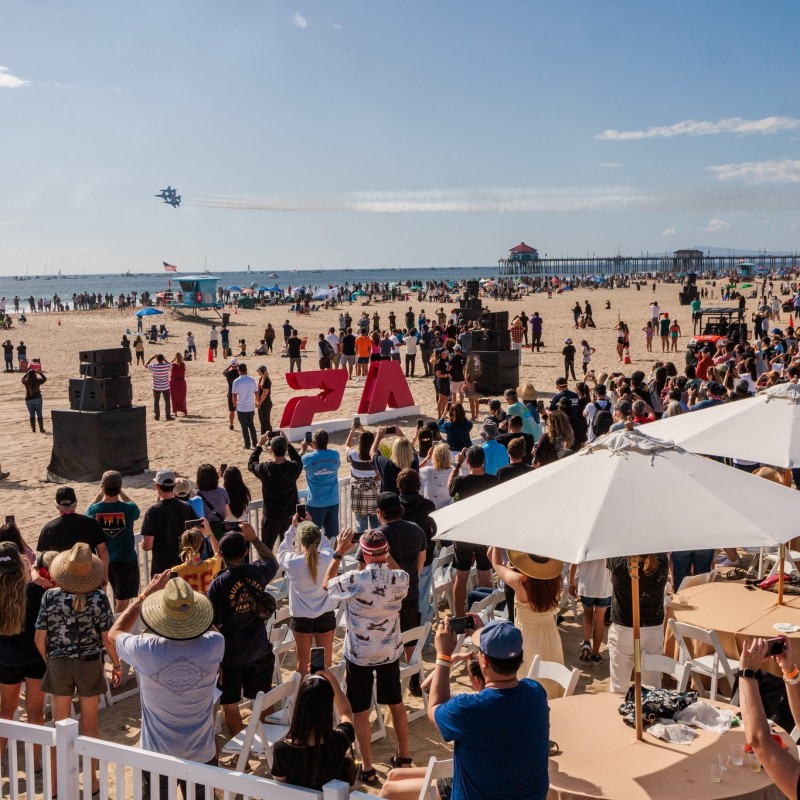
[[479, 419, 510, 476], [419, 325, 433, 376], [186, 330, 196, 360], [301, 429, 341, 540], [170, 521, 224, 593], [371, 427, 419, 495], [255, 365, 273, 435], [317, 333, 333, 369], [497, 415, 536, 464], [569, 559, 612, 666], [195, 463, 232, 538], [448, 345, 466, 402], [231, 362, 258, 450], [572, 301, 582, 328], [248, 433, 303, 547], [562, 338, 577, 381], [2, 339, 13, 372], [434, 348, 451, 417], [85, 471, 140, 612], [669, 318, 682, 351], [208, 524, 278, 735], [134, 334, 145, 365], [169, 352, 188, 416], [659, 313, 670, 352], [438, 402, 474, 456], [326, 327, 340, 368], [345, 424, 381, 533], [355, 328, 372, 381], [264, 323, 276, 353], [222, 465, 251, 519], [324, 530, 411, 785], [34, 544, 121, 797], [530, 312, 543, 352], [21, 362, 47, 433], [580, 339, 595, 375], [404, 327, 418, 377], [287, 329, 303, 372], [208, 325, 219, 358], [419, 442, 454, 510], [340, 327, 357, 379], [282, 319, 293, 345], [220, 325, 231, 358], [110, 571, 224, 800], [145, 353, 173, 421], [278, 519, 337, 674], [509, 317, 524, 364], [16, 340, 26, 368], [140, 470, 196, 576], [223, 359, 239, 430]]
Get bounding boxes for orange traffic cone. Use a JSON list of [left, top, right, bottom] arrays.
[[57, 318, 61, 326], [207, 346, 214, 362], [623, 345, 632, 365]]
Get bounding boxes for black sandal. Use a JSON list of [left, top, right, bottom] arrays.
[[358, 766, 378, 784], [549, 740, 560, 756], [390, 755, 413, 769]]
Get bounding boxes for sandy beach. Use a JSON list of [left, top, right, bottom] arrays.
[[0, 277, 751, 788]]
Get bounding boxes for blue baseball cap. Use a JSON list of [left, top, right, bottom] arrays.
[[474, 620, 522, 659]]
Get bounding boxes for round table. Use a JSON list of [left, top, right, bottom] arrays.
[[547, 693, 795, 800], [666, 582, 800, 676]]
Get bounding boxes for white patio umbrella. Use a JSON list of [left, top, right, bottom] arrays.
[[431, 428, 800, 739]]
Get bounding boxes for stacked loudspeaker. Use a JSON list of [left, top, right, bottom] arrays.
[[473, 309, 519, 395], [48, 348, 149, 482]]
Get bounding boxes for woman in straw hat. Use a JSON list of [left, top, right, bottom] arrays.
[[0, 542, 47, 762], [34, 543, 121, 796], [488, 547, 564, 699]]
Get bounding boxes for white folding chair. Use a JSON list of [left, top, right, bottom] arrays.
[[527, 655, 580, 698], [432, 550, 456, 620], [640, 653, 691, 691], [417, 756, 454, 800], [668, 618, 741, 702], [220, 672, 301, 771], [557, 566, 579, 622], [762, 548, 800, 578], [399, 623, 431, 722], [677, 569, 717, 592]]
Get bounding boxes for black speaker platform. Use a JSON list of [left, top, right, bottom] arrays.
[[47, 406, 149, 482]]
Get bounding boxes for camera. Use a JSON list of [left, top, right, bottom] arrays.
[[385, 425, 397, 435], [184, 519, 205, 530], [223, 521, 242, 532], [353, 416, 361, 428]]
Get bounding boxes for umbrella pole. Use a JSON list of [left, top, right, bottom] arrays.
[[628, 555, 643, 741], [779, 469, 794, 605]]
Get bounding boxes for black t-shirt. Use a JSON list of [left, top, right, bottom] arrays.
[[449, 473, 498, 500], [400, 493, 438, 566], [496, 462, 532, 483], [140, 498, 196, 575], [248, 446, 303, 517], [287, 336, 302, 357], [37, 513, 105, 554], [341, 334, 356, 356], [355, 519, 426, 602], [435, 357, 450, 381], [496, 431, 535, 464], [373, 453, 419, 495], [208, 558, 278, 664], [607, 555, 669, 628], [549, 389, 579, 418], [282, 323, 293, 338], [271, 723, 355, 791], [223, 367, 237, 393], [0, 582, 46, 668], [449, 354, 465, 382]]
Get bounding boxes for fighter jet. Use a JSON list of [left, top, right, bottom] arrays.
[[155, 186, 181, 208]]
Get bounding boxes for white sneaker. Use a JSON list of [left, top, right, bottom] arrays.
[[717, 558, 742, 568]]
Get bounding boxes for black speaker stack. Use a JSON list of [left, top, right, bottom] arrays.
[[71, 349, 131, 410], [471, 329, 511, 351], [472, 350, 520, 395]]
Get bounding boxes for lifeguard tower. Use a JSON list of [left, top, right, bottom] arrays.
[[169, 275, 224, 318]]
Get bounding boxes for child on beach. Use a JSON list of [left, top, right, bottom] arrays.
[[642, 320, 654, 352], [580, 339, 596, 375]]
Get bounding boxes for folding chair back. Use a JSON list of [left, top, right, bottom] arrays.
[[527, 655, 580, 697], [417, 757, 454, 800], [640, 653, 691, 691]]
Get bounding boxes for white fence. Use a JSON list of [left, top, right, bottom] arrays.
[[0, 718, 351, 800]]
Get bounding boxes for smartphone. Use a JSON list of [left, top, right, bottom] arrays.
[[449, 616, 475, 635], [353, 416, 361, 428], [555, 436, 564, 451], [310, 646, 325, 674], [220, 463, 228, 474], [223, 521, 242, 532], [765, 637, 786, 656], [417, 419, 424, 428], [385, 425, 397, 435], [4, 515, 14, 525], [296, 503, 306, 520], [304, 431, 313, 443], [184, 519, 205, 530]]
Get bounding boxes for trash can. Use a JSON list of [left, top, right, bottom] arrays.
[[222, 312, 231, 327]]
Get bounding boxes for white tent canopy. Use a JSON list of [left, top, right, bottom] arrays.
[[645, 382, 800, 469]]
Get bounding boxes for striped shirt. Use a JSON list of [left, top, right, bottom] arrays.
[[148, 362, 172, 391]]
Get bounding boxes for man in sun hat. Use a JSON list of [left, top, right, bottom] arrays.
[[324, 528, 410, 783], [110, 571, 224, 796], [428, 618, 550, 800], [173, 476, 204, 518]]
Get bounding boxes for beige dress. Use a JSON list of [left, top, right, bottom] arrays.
[[515, 600, 565, 699]]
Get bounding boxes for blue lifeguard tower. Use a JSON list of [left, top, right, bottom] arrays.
[[169, 275, 224, 317], [737, 260, 756, 279]]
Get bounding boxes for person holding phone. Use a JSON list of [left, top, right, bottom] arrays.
[[278, 518, 337, 675], [345, 422, 380, 532], [301, 429, 342, 541], [170, 519, 223, 593]]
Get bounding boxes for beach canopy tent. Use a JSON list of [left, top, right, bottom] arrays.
[[267, 285, 283, 293], [255, 286, 268, 292], [431, 428, 800, 738], [225, 285, 242, 292], [351, 290, 367, 299], [313, 288, 339, 301], [135, 307, 163, 317]]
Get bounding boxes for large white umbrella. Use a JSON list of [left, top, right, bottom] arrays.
[[646, 382, 800, 468], [432, 428, 800, 739]]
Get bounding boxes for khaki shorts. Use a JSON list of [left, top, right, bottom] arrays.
[[41, 656, 108, 697]]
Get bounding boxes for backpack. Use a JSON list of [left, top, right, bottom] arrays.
[[320, 338, 334, 359], [591, 398, 613, 437]]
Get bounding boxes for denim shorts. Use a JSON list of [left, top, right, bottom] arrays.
[[580, 595, 611, 608]]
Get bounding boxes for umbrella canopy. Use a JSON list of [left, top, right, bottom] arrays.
[[647, 382, 800, 469], [267, 285, 282, 293], [135, 307, 163, 317], [225, 285, 242, 292], [740, 283, 753, 288], [255, 286, 268, 292], [432, 428, 800, 562]]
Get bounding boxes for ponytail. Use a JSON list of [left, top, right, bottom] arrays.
[[305, 540, 320, 584]]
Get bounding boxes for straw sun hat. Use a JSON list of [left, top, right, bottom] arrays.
[[517, 382, 538, 402], [140, 577, 214, 640], [50, 543, 105, 594], [507, 551, 564, 581]]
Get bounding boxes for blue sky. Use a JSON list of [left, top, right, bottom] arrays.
[[1, 1, 800, 274]]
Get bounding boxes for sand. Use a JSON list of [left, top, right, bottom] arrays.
[[0, 277, 746, 791]]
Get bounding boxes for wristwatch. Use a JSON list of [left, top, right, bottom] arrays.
[[332, 552, 343, 561], [741, 668, 758, 679]]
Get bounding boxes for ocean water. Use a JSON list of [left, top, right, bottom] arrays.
[[0, 265, 496, 305]]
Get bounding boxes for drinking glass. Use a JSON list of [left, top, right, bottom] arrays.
[[710, 763, 724, 783], [748, 752, 761, 773], [730, 744, 745, 766]]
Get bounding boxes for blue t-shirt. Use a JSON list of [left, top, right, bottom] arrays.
[[481, 440, 510, 476], [301, 449, 341, 508], [85, 500, 141, 563], [434, 680, 549, 800]]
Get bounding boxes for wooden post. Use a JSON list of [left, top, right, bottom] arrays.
[[780, 469, 794, 605], [628, 555, 643, 741]]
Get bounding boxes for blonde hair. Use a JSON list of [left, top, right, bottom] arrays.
[[391, 437, 415, 471], [546, 410, 574, 449], [179, 529, 204, 564], [174, 352, 183, 364], [304, 540, 320, 584], [0, 564, 27, 635], [431, 442, 451, 470]]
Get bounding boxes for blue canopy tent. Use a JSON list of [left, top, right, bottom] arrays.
[[225, 285, 242, 292]]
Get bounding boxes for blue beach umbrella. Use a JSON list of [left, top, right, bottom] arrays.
[[225, 285, 242, 292], [255, 286, 268, 292], [135, 307, 163, 317], [268, 285, 282, 292]]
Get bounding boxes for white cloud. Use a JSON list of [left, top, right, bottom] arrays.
[[0, 66, 31, 89], [291, 13, 309, 28], [596, 116, 800, 141], [662, 226, 678, 237], [598, 162, 622, 168], [708, 159, 800, 184], [332, 22, 343, 29], [706, 219, 731, 234]]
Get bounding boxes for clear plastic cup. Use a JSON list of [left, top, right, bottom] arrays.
[[730, 744, 745, 766], [718, 753, 730, 772], [748, 752, 761, 773], [710, 763, 724, 783]]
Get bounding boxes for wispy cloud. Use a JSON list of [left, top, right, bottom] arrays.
[[596, 116, 800, 141], [662, 226, 678, 237], [291, 13, 309, 28], [332, 22, 343, 29], [706, 219, 731, 234], [0, 66, 31, 89], [598, 162, 622, 168], [39, 81, 78, 89], [708, 159, 800, 184]]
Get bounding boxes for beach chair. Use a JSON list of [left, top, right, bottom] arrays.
[[640, 653, 691, 691], [761, 547, 800, 579], [676, 569, 717, 592], [668, 618, 740, 702], [219, 673, 300, 771], [417, 757, 454, 800], [527, 656, 580, 698], [399, 623, 431, 722]]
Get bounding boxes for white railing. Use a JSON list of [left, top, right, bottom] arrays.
[[1, 718, 350, 800]]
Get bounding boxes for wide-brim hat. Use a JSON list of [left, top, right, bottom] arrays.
[[517, 382, 538, 402], [507, 550, 564, 581], [140, 577, 214, 640], [50, 543, 105, 594]]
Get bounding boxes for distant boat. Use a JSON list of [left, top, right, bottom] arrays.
[[268, 272, 279, 278]]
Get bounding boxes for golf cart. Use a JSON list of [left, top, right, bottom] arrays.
[[689, 307, 748, 352]]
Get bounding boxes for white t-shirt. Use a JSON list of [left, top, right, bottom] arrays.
[[277, 526, 337, 619], [326, 333, 340, 352], [419, 466, 453, 510], [390, 335, 400, 356], [405, 336, 417, 356], [583, 397, 612, 442], [576, 559, 612, 600], [231, 374, 257, 412]]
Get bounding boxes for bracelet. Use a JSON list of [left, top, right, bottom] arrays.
[[112, 665, 122, 671], [435, 659, 452, 669], [138, 593, 147, 603], [785, 674, 800, 685], [741, 668, 759, 680], [435, 653, 452, 662], [783, 665, 799, 679]]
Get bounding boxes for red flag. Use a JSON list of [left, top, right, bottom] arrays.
[[162, 262, 178, 272]]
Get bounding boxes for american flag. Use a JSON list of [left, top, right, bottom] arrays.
[[162, 262, 178, 272]]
